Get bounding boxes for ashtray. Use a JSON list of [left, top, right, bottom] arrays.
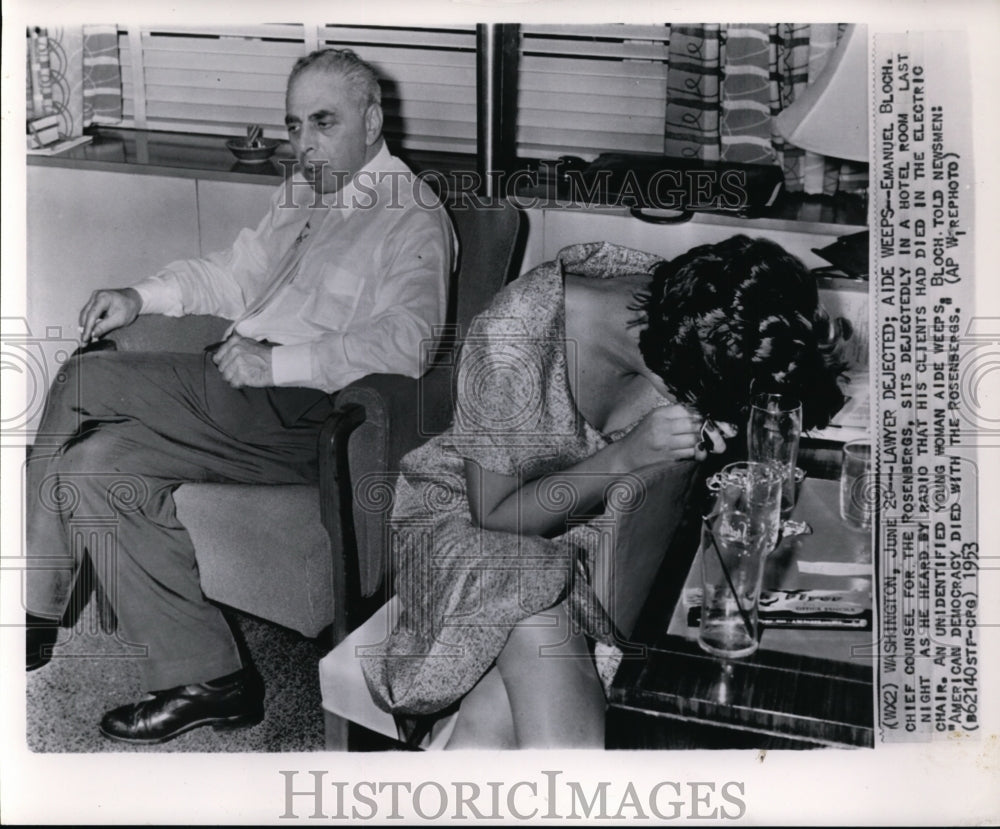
[[225, 138, 279, 165]]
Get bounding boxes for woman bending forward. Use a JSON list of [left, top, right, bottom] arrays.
[[354, 237, 844, 748]]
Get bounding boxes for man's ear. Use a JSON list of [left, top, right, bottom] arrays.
[[364, 102, 384, 146]]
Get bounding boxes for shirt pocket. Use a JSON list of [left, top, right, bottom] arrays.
[[300, 263, 364, 327]]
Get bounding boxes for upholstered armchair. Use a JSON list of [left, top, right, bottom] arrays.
[[95, 199, 526, 650]]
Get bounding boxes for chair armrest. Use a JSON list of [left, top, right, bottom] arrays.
[[606, 460, 701, 639], [315, 402, 367, 641], [318, 364, 456, 614], [338, 366, 454, 473]]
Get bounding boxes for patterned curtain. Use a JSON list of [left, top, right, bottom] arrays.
[[664, 23, 867, 196], [26, 26, 122, 145]]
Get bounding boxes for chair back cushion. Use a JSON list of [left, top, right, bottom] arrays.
[[419, 198, 526, 432], [448, 198, 526, 337]]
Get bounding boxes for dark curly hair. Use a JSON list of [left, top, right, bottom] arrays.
[[636, 235, 845, 431]]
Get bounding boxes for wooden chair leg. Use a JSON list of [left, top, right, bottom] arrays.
[[324, 709, 349, 750]]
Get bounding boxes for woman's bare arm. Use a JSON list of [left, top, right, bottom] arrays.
[[465, 404, 706, 537]]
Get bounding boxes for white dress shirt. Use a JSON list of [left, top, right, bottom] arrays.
[[133, 145, 454, 393]]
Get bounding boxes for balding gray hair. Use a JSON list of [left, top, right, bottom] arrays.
[[288, 48, 382, 112]]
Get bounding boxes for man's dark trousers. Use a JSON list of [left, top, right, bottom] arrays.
[[25, 348, 333, 691]]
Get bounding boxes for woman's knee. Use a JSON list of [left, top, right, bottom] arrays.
[[446, 667, 516, 749], [497, 607, 606, 748], [504, 603, 582, 659], [498, 604, 597, 692]]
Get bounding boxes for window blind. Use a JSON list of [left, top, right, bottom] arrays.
[[320, 25, 477, 155], [119, 24, 478, 155], [120, 25, 306, 137], [517, 24, 670, 161]]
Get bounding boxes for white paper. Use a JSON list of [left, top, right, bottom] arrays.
[[2, 1, 998, 825]]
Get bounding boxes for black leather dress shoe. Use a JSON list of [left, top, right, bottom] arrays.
[[99, 669, 265, 744], [26, 613, 60, 672]]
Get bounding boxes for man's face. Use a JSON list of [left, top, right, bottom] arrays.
[[285, 66, 383, 196]]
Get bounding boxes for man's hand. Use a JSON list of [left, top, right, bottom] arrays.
[[79, 288, 142, 344], [212, 335, 274, 388]]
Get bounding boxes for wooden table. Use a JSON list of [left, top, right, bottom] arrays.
[[607, 478, 875, 749]]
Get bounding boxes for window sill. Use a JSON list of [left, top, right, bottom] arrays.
[[26, 127, 480, 188], [26, 128, 294, 185], [27, 128, 868, 237]]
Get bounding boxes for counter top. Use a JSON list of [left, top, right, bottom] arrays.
[[27, 129, 295, 186], [25, 128, 474, 188], [28, 129, 870, 233]]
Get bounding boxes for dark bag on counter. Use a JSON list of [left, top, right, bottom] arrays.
[[569, 152, 785, 215]]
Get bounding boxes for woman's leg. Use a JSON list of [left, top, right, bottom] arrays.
[[445, 666, 516, 749], [496, 602, 606, 748]]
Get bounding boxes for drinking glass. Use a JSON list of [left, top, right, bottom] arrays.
[[748, 393, 803, 518], [699, 461, 783, 658], [839, 440, 874, 531]]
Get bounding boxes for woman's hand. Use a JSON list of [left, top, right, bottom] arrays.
[[611, 404, 708, 472]]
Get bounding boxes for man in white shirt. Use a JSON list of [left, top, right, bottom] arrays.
[[24, 48, 454, 744]]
